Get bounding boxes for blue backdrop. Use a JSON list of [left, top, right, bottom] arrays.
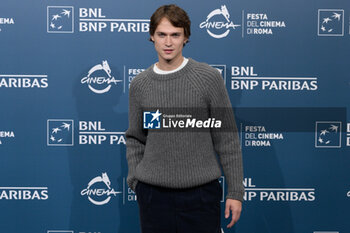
[[0, 0, 349, 232]]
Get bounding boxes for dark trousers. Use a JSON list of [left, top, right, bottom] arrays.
[[136, 179, 222, 233]]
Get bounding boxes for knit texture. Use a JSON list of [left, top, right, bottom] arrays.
[[125, 58, 244, 201]]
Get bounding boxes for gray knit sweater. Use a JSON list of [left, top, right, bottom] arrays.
[[126, 58, 244, 201]]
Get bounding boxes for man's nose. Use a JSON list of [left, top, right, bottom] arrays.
[[165, 36, 172, 46]]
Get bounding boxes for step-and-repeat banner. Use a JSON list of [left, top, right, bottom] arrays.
[[1, 0, 349, 232]]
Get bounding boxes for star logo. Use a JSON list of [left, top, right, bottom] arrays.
[[47, 119, 74, 146], [143, 110, 162, 129], [318, 9, 344, 36], [315, 121, 342, 148], [47, 6, 74, 33], [150, 109, 162, 123]]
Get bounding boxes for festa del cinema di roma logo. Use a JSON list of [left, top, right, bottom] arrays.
[[199, 5, 240, 39], [81, 60, 122, 94], [81, 172, 121, 205]]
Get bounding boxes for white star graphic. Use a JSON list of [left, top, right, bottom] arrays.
[[61, 9, 71, 18], [52, 127, 62, 134], [332, 12, 341, 21], [61, 122, 71, 131], [52, 14, 61, 20], [151, 109, 162, 122], [320, 129, 328, 135], [323, 17, 332, 24], [329, 124, 338, 132]]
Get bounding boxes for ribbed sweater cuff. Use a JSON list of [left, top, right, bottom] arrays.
[[226, 191, 244, 202]]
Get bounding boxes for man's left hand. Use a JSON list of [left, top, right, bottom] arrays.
[[224, 199, 242, 228]]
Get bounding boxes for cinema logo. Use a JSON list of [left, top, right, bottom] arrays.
[[200, 7, 287, 38], [0, 74, 48, 89], [243, 125, 284, 147], [81, 172, 121, 205], [231, 66, 318, 91], [0, 187, 48, 200], [243, 178, 315, 201], [199, 5, 241, 39], [81, 60, 122, 94], [0, 130, 15, 145], [0, 16, 15, 32], [47, 119, 126, 146]]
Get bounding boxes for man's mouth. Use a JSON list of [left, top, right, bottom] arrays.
[[164, 49, 173, 54]]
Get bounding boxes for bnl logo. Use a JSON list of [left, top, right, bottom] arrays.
[[47, 6, 74, 33], [318, 9, 344, 36], [315, 121, 341, 148], [47, 119, 74, 146], [143, 110, 162, 129]]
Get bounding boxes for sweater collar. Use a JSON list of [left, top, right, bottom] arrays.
[[148, 58, 195, 81]]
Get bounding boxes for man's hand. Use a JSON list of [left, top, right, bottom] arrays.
[[224, 199, 242, 228]]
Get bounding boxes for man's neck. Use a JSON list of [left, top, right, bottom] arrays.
[[156, 55, 184, 71]]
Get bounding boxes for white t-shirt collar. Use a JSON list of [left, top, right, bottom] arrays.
[[153, 57, 189, 74]]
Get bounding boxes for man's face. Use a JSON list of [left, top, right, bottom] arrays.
[[151, 17, 188, 65]]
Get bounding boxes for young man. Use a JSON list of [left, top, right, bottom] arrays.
[[126, 4, 244, 233]]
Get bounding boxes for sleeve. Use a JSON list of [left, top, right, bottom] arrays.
[[125, 81, 147, 191], [207, 69, 245, 202]]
